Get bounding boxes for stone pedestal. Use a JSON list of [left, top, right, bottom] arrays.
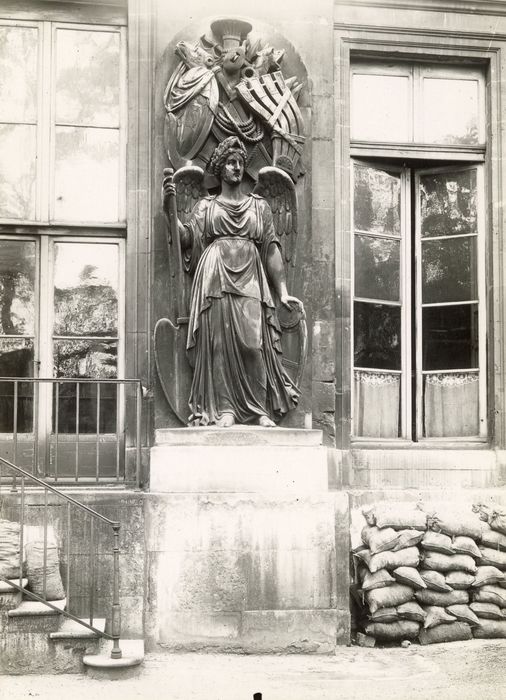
[[145, 428, 350, 653]]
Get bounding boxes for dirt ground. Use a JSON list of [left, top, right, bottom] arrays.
[[0, 640, 505, 700]]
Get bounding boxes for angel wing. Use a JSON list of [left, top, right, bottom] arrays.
[[253, 166, 298, 274], [253, 166, 306, 388], [173, 165, 207, 224]]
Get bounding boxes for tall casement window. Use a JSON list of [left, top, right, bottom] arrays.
[[0, 19, 126, 450], [350, 60, 486, 441]]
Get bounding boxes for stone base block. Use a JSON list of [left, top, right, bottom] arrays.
[[144, 488, 350, 651], [150, 444, 330, 493], [152, 609, 344, 654]]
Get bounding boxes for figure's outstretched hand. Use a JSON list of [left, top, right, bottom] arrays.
[[280, 294, 304, 314]]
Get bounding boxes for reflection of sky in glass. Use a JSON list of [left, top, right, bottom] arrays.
[[54, 126, 119, 222], [54, 243, 118, 291], [0, 26, 38, 123], [55, 29, 120, 128], [352, 74, 410, 142], [423, 78, 479, 144], [0, 124, 37, 219]]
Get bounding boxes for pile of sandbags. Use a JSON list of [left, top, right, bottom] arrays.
[[353, 503, 428, 644], [352, 501, 506, 646], [471, 503, 506, 638]]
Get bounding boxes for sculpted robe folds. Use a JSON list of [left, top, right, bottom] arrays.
[[183, 194, 298, 425]]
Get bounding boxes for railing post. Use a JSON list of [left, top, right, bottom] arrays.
[[136, 382, 142, 490], [111, 523, 122, 659]]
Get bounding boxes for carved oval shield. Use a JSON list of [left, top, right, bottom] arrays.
[[166, 66, 218, 161]]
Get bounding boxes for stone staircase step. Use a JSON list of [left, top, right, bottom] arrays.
[[50, 617, 106, 640], [0, 579, 28, 612], [0, 578, 28, 594], [8, 598, 66, 617], [83, 638, 144, 679], [7, 598, 66, 633]]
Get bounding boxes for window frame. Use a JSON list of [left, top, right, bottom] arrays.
[[335, 30, 499, 449], [0, 18, 127, 228]]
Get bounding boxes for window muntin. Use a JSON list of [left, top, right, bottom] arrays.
[[351, 62, 485, 146], [0, 20, 125, 225]]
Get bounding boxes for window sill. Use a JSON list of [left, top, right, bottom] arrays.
[[351, 439, 489, 450]]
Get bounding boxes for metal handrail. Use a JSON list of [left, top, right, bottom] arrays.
[[0, 456, 123, 658]]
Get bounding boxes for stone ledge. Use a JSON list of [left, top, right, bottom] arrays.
[[155, 426, 323, 447]]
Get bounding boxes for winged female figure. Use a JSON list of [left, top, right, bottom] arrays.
[[161, 136, 303, 427]]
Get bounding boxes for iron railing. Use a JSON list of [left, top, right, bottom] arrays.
[[0, 457, 123, 658], [0, 378, 143, 487]]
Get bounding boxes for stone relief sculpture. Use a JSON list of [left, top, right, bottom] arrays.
[[155, 18, 307, 426]]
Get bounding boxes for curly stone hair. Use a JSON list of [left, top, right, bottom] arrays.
[[208, 136, 247, 178]]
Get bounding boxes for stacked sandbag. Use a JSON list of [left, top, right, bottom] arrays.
[[353, 503, 428, 643], [0, 519, 21, 579], [417, 516, 481, 644], [470, 503, 506, 638], [23, 525, 65, 601]]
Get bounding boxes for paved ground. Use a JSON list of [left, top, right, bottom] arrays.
[[0, 640, 505, 700]]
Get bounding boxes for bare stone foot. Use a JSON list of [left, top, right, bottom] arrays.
[[258, 415, 276, 428], [216, 412, 236, 428]]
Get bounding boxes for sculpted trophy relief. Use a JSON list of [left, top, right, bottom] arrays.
[[155, 18, 307, 427]]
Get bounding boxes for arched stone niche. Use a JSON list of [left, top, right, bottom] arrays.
[[152, 16, 313, 430]]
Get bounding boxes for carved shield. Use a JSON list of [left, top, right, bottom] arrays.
[[166, 66, 219, 161], [277, 304, 307, 389]]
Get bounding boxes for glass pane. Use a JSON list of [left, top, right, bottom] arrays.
[[420, 169, 477, 238], [53, 339, 117, 378], [422, 237, 477, 304], [354, 301, 401, 370], [355, 235, 400, 302], [0, 240, 36, 335], [0, 339, 34, 431], [0, 379, 33, 433], [53, 243, 119, 336], [0, 124, 37, 220], [424, 372, 479, 437], [54, 126, 119, 222], [422, 304, 479, 371], [351, 74, 410, 142], [423, 78, 479, 145], [0, 26, 38, 123], [53, 382, 117, 434], [55, 29, 120, 128], [0, 337, 34, 376], [354, 165, 401, 235], [354, 370, 400, 438]]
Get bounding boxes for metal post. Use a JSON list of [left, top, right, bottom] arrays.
[[136, 382, 142, 490], [11, 380, 18, 492], [110, 523, 122, 659]]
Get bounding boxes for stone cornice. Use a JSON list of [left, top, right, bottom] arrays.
[[334, 21, 506, 44], [335, 0, 506, 18]]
